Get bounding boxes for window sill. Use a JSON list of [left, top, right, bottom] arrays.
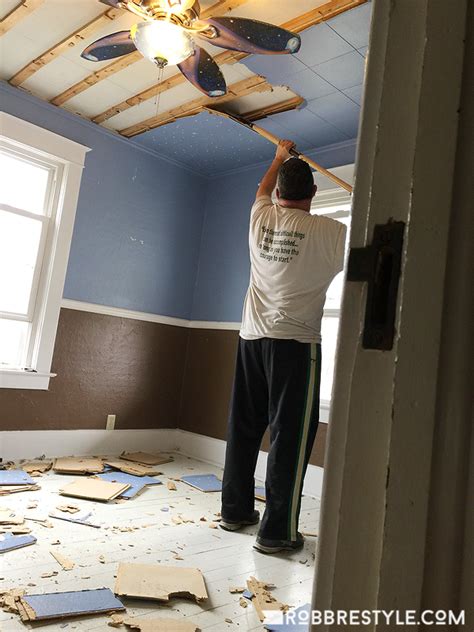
[[0, 369, 56, 390]]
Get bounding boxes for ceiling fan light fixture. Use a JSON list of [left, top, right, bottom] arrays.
[[131, 20, 194, 67]]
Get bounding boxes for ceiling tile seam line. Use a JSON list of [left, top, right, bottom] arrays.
[[0, 81, 208, 180], [324, 22, 365, 55], [205, 138, 358, 179]]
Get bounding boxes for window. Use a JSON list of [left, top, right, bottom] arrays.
[[311, 193, 352, 420], [0, 112, 89, 389]]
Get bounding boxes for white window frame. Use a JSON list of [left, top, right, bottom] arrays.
[[312, 164, 354, 422], [0, 112, 89, 390]]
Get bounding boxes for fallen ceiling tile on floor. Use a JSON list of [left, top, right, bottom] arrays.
[[53, 457, 105, 474], [0, 533, 37, 553], [49, 512, 101, 528], [18, 588, 125, 622], [105, 459, 163, 477], [50, 550, 75, 571], [247, 577, 289, 623], [0, 484, 40, 495], [59, 479, 130, 502], [20, 461, 52, 474], [0, 508, 24, 525], [120, 452, 173, 466], [97, 471, 162, 499], [181, 474, 222, 493], [123, 617, 200, 631], [115, 563, 208, 603], [0, 470, 35, 485]]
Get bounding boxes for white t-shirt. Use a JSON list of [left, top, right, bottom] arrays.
[[240, 195, 347, 344]]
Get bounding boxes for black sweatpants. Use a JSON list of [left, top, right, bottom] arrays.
[[222, 337, 321, 541]]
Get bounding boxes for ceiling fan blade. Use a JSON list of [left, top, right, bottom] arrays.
[[197, 17, 301, 55], [81, 31, 136, 62], [178, 46, 227, 97]]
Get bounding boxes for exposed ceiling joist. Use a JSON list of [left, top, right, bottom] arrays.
[[91, 0, 366, 126], [0, 0, 44, 36], [49, 0, 250, 107], [9, 8, 123, 87], [119, 75, 273, 137], [235, 95, 305, 122], [92, 50, 244, 125]]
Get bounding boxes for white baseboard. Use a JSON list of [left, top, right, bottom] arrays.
[[176, 429, 324, 499], [0, 429, 178, 461], [0, 428, 324, 498]]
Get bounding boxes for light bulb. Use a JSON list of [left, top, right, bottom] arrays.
[[131, 21, 194, 67]]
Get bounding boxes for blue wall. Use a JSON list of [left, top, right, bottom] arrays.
[[1, 82, 207, 319], [190, 140, 356, 322]]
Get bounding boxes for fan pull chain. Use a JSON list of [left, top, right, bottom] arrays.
[[155, 66, 164, 120]]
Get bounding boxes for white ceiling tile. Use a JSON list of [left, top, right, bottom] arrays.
[[21, 56, 91, 100], [0, 31, 39, 78], [63, 80, 135, 118]]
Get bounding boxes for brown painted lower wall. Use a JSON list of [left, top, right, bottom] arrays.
[[0, 310, 327, 467], [0, 308, 187, 431], [179, 328, 328, 468]]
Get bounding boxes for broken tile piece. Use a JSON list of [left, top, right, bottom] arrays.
[[0, 508, 24, 525], [104, 459, 163, 477], [181, 474, 222, 493], [167, 481, 177, 491], [56, 504, 80, 514], [0, 470, 35, 485], [247, 577, 289, 622], [0, 534, 37, 553], [50, 550, 75, 571], [115, 563, 208, 603], [59, 479, 130, 502], [20, 461, 52, 474], [53, 457, 104, 474], [120, 452, 173, 466], [97, 471, 162, 499], [19, 588, 125, 622]]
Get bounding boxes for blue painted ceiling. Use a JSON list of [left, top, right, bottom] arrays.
[[133, 2, 372, 176]]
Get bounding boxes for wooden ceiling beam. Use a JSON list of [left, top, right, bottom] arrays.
[[49, 0, 250, 108], [92, 50, 244, 125], [233, 95, 306, 122], [0, 0, 45, 36], [119, 75, 273, 137], [91, 0, 366, 126], [9, 8, 123, 87]]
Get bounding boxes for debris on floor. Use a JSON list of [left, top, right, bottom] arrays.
[[122, 617, 200, 631], [0, 588, 26, 613], [56, 503, 81, 514], [59, 478, 130, 502], [0, 470, 35, 485], [229, 586, 246, 593], [20, 460, 53, 475], [120, 451, 173, 466], [97, 470, 162, 499], [16, 587, 125, 622], [247, 576, 290, 622], [0, 483, 41, 495], [49, 511, 101, 528], [53, 457, 105, 474], [0, 508, 24, 525], [115, 562, 208, 603], [167, 481, 177, 491], [0, 533, 37, 553], [50, 550, 75, 570], [104, 459, 163, 477], [181, 474, 222, 492]]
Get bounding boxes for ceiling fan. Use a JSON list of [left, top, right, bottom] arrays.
[[82, 0, 301, 97]]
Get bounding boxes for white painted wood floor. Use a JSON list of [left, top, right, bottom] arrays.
[[0, 455, 319, 631]]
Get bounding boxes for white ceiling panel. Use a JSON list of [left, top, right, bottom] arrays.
[[21, 56, 93, 100], [104, 57, 177, 93], [0, 30, 39, 78], [229, 85, 301, 114], [0, 0, 22, 21], [103, 80, 200, 131], [64, 79, 132, 118]]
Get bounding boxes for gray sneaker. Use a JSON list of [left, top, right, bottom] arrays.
[[219, 510, 260, 532], [254, 532, 304, 554]]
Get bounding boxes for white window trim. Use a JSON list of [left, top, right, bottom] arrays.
[[311, 173, 353, 418], [0, 112, 90, 390]]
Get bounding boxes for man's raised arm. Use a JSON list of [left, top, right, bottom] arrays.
[[255, 140, 295, 200]]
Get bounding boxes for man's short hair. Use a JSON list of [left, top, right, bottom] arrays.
[[277, 158, 314, 201]]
